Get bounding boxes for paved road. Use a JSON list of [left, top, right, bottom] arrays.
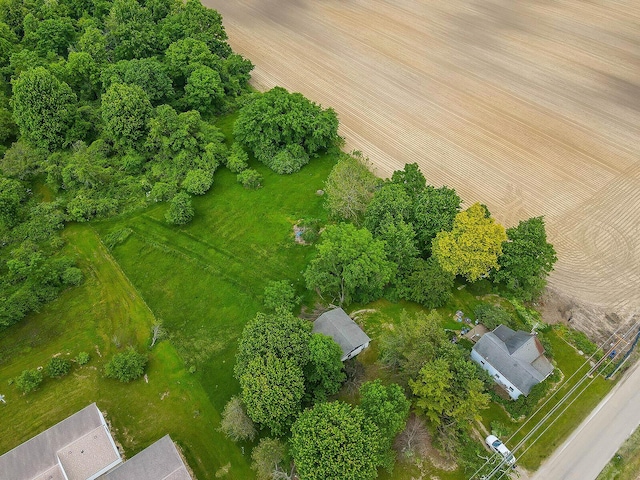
[[533, 360, 640, 480]]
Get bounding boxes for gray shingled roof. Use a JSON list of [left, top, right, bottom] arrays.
[[473, 325, 554, 395], [0, 403, 121, 480], [312, 308, 370, 359], [100, 435, 191, 480]]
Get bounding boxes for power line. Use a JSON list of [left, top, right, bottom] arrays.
[[469, 319, 639, 480]]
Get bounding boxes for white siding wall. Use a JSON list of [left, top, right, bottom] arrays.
[[470, 349, 523, 400], [342, 342, 369, 361]]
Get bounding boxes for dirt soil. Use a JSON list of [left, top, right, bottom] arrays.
[[205, 0, 640, 339]]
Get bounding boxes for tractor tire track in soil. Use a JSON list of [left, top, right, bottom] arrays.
[[206, 0, 640, 336]]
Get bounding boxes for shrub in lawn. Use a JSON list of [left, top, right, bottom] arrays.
[[105, 347, 148, 382], [268, 144, 309, 174], [165, 192, 194, 225], [46, 357, 71, 378], [16, 369, 43, 394], [237, 169, 262, 189], [76, 351, 90, 365]]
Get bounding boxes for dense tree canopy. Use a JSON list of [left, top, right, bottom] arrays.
[[11, 67, 77, 150], [492, 216, 557, 301], [432, 203, 507, 281], [304, 223, 394, 305], [240, 353, 305, 436], [304, 333, 345, 403], [290, 401, 384, 480], [234, 86, 339, 173], [234, 311, 312, 379]]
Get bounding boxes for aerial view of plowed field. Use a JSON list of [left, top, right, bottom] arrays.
[[206, 0, 640, 335]]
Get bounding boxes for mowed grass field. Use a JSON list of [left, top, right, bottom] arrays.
[[0, 150, 335, 478]]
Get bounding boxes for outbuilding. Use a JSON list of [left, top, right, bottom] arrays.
[[312, 308, 371, 361]]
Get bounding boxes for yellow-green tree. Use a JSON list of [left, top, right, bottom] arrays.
[[432, 203, 507, 281]]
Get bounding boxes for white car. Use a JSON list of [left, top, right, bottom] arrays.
[[485, 435, 517, 466]]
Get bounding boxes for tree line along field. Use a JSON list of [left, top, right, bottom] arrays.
[[206, 0, 640, 337]]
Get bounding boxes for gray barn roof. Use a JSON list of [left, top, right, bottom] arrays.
[[312, 308, 370, 359], [101, 435, 191, 480], [473, 325, 554, 395], [0, 403, 121, 480]]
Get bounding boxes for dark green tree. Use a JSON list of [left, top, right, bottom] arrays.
[[304, 223, 394, 305], [390, 162, 426, 200], [183, 65, 224, 114], [240, 353, 305, 436], [492, 217, 557, 301], [46, 357, 71, 378], [101, 58, 173, 105], [304, 333, 345, 402], [234, 311, 311, 379], [290, 401, 383, 480], [412, 185, 461, 256], [101, 83, 152, 148], [234, 87, 339, 172], [165, 192, 194, 225], [11, 67, 77, 151], [400, 257, 454, 308], [363, 183, 412, 236]]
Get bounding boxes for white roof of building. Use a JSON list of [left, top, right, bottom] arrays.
[[0, 403, 121, 480], [312, 308, 370, 358]]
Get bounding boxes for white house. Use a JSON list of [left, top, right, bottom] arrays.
[[312, 308, 371, 361], [471, 325, 554, 400]]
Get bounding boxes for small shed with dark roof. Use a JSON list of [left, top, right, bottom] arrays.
[[471, 325, 554, 399], [312, 308, 371, 361]]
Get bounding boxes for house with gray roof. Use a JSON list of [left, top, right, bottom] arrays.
[[0, 404, 192, 480], [312, 308, 371, 361], [471, 325, 554, 400]]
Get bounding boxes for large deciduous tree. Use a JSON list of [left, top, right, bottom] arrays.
[[234, 311, 311, 379], [363, 183, 412, 236], [432, 203, 507, 282], [290, 401, 383, 480], [412, 185, 461, 256], [304, 334, 346, 402], [492, 217, 557, 301], [324, 151, 380, 225], [11, 67, 77, 151], [304, 223, 394, 305], [233, 87, 339, 173], [240, 353, 305, 436], [359, 380, 410, 469], [101, 83, 152, 148], [400, 257, 454, 308]]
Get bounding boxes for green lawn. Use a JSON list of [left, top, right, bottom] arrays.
[[0, 224, 251, 479], [597, 424, 640, 480], [0, 152, 336, 478]]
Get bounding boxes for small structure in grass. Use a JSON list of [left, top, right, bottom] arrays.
[[312, 308, 371, 361]]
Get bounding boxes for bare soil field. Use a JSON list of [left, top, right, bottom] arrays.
[[205, 0, 640, 338]]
